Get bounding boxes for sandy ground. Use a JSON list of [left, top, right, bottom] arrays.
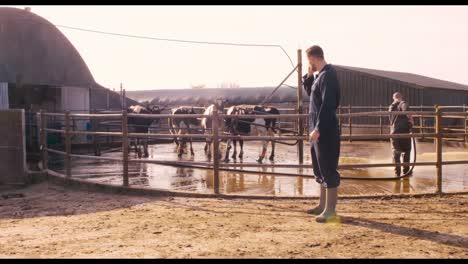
[[0, 182, 467, 258]]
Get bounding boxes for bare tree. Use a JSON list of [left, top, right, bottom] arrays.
[[191, 83, 207, 89]]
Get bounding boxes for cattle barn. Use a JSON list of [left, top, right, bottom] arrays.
[[128, 66, 468, 108], [0, 7, 137, 167], [127, 65, 468, 134]]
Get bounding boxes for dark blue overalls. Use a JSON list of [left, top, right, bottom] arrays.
[[303, 64, 341, 188]]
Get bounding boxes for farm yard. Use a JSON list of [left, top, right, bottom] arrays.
[[1, 6, 468, 260], [0, 183, 467, 258], [48, 141, 468, 196]]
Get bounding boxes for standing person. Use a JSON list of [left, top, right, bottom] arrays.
[[388, 92, 414, 177], [302, 45, 341, 223]]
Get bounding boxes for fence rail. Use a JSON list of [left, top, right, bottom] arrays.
[[39, 105, 468, 195]]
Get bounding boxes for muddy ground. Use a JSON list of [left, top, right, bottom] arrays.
[[50, 141, 468, 196], [0, 182, 467, 258]]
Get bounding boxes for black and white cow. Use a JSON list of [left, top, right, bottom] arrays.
[[223, 105, 280, 163], [168, 106, 204, 157], [127, 105, 163, 158]]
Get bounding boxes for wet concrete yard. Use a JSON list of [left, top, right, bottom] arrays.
[[49, 141, 468, 196]]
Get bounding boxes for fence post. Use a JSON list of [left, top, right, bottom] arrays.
[[278, 118, 282, 137], [91, 110, 101, 156], [26, 110, 33, 156], [420, 105, 424, 140], [379, 104, 383, 136], [435, 105, 443, 194], [122, 88, 127, 110], [297, 49, 304, 164], [464, 104, 467, 144], [40, 110, 48, 171], [65, 111, 72, 178], [106, 89, 110, 110], [338, 106, 342, 135], [212, 105, 220, 194], [122, 110, 129, 187], [348, 104, 352, 142]]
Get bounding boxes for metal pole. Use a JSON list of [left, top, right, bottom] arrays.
[[420, 104, 424, 140], [379, 104, 383, 136], [212, 104, 220, 194], [40, 110, 48, 171], [120, 83, 123, 110], [122, 88, 127, 110], [27, 109, 33, 154], [464, 104, 467, 144], [65, 111, 72, 178], [278, 118, 282, 137], [122, 110, 129, 187], [297, 49, 304, 164], [435, 105, 442, 194], [106, 89, 110, 110], [91, 110, 100, 156], [348, 104, 352, 142]]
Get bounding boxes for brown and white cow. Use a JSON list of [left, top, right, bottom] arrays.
[[200, 99, 228, 159], [168, 106, 204, 157]]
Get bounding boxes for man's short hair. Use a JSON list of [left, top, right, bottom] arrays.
[[306, 45, 324, 59], [393, 92, 403, 100]]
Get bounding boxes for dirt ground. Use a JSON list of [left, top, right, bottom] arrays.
[[0, 182, 467, 258]]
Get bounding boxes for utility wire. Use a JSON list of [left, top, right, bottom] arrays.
[[56, 24, 301, 104], [2, 16, 299, 101], [55, 24, 295, 68], [1, 16, 295, 67]]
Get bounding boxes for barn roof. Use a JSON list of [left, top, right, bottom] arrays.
[[335, 65, 468, 91], [0, 7, 138, 109], [128, 64, 468, 106], [0, 7, 95, 87], [126, 86, 306, 106]]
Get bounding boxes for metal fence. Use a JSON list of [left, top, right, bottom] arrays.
[[38, 105, 468, 196]]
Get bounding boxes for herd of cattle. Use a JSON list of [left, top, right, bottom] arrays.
[[126, 100, 281, 163]]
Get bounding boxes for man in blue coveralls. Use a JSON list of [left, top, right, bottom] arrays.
[[302, 45, 341, 223]]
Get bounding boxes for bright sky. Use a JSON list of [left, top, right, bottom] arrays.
[[7, 5, 468, 90]]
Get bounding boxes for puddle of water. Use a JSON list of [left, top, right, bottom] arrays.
[[49, 141, 468, 196]]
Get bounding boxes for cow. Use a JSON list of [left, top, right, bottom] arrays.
[[168, 106, 204, 157], [127, 104, 162, 158], [200, 99, 228, 159], [223, 105, 280, 163]]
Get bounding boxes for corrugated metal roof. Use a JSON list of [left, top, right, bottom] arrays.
[[127, 65, 468, 106], [127, 86, 307, 106], [335, 65, 468, 91], [0, 7, 138, 110], [0, 7, 95, 87]]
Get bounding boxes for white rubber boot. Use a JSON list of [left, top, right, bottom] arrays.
[[306, 185, 326, 215], [315, 187, 340, 223]]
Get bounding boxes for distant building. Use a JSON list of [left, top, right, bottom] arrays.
[[127, 64, 468, 133], [127, 65, 468, 108], [335, 65, 468, 107]]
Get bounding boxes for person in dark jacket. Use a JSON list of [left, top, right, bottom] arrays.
[[389, 92, 414, 176], [302, 45, 341, 223]]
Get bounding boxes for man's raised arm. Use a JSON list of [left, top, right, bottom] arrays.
[[303, 65, 316, 96], [314, 72, 339, 134]]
